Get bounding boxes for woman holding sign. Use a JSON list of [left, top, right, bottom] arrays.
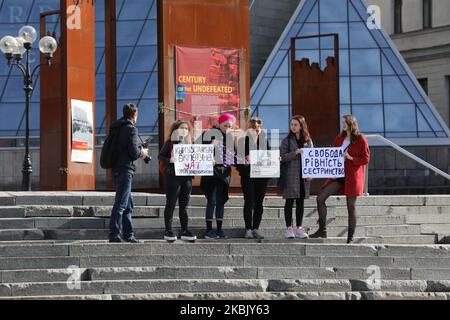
[[201, 113, 236, 239], [280, 115, 313, 239], [236, 117, 270, 240], [310, 115, 370, 243], [158, 120, 197, 242]]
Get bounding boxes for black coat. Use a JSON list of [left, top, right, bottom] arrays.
[[110, 117, 143, 174]]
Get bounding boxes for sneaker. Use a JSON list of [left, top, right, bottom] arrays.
[[108, 236, 123, 243], [245, 229, 253, 239], [125, 237, 143, 244], [164, 230, 177, 242], [216, 230, 228, 239], [294, 226, 309, 239], [252, 229, 264, 240], [285, 227, 295, 239], [181, 230, 197, 242], [205, 230, 218, 239]]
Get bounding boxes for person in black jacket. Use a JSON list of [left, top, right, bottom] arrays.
[[158, 120, 197, 242], [109, 103, 149, 243], [236, 117, 270, 239], [200, 113, 236, 239]]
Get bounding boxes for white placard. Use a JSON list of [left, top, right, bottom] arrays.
[[71, 99, 94, 163], [174, 144, 214, 176], [302, 147, 345, 179], [250, 150, 280, 178]]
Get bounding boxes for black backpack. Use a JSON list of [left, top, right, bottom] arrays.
[[100, 126, 121, 169]]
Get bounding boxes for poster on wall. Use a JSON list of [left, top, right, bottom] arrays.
[[71, 99, 94, 163], [175, 46, 241, 130]]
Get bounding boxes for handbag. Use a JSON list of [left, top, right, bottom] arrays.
[[277, 138, 291, 189]]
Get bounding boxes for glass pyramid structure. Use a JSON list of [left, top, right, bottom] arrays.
[[250, 0, 450, 145]]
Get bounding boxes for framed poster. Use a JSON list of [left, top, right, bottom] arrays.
[[175, 46, 241, 129], [71, 99, 94, 163]]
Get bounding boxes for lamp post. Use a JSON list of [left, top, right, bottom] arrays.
[[0, 26, 57, 191]]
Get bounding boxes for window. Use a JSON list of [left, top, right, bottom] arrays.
[[423, 0, 432, 29], [394, 0, 403, 34], [418, 78, 428, 95]]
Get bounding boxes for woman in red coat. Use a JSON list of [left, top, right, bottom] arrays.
[[310, 115, 370, 243]]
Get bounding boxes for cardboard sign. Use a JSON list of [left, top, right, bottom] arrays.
[[302, 148, 345, 179], [174, 144, 214, 176]]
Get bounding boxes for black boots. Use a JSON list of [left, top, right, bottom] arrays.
[[347, 227, 355, 244], [309, 217, 327, 238]]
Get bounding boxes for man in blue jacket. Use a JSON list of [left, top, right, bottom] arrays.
[[109, 103, 149, 243]]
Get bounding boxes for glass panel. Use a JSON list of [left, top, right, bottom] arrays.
[[339, 105, 352, 131], [95, 48, 105, 74], [118, 0, 153, 20], [117, 73, 148, 100], [29, 0, 60, 22], [95, 0, 105, 22], [417, 103, 443, 131], [350, 49, 381, 75], [320, 23, 348, 48], [95, 100, 106, 134], [116, 20, 144, 46], [381, 54, 395, 75], [320, 0, 348, 22], [383, 76, 413, 103], [265, 50, 288, 77], [95, 21, 105, 45], [348, 0, 363, 22], [260, 78, 289, 105], [126, 46, 157, 73], [349, 22, 378, 49], [0, 0, 33, 24], [339, 49, 349, 75], [276, 53, 289, 77], [417, 110, 434, 133], [0, 103, 22, 135], [137, 19, 158, 46], [296, 0, 317, 23], [385, 104, 417, 133], [400, 76, 425, 103], [116, 46, 133, 73], [381, 49, 407, 75], [142, 73, 158, 99], [136, 99, 158, 131], [340, 77, 350, 104], [281, 23, 302, 50], [251, 78, 270, 106], [258, 105, 290, 132], [96, 74, 106, 100], [304, 1, 319, 23], [296, 23, 320, 48], [351, 76, 382, 103], [352, 104, 384, 133], [2, 76, 24, 102]]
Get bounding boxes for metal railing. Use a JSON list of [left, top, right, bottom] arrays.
[[364, 134, 450, 195]]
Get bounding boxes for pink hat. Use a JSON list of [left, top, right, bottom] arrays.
[[218, 113, 236, 124]]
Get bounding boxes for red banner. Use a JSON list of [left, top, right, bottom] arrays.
[[175, 46, 241, 129]]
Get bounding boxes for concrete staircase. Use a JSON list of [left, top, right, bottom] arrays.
[[0, 192, 449, 300]]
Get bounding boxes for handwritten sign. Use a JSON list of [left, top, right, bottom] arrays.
[[174, 144, 214, 176], [250, 150, 280, 178], [302, 148, 345, 179]]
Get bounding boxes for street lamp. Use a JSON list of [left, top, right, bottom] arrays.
[[0, 26, 57, 191]]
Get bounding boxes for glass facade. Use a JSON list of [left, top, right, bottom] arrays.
[[250, 0, 450, 141], [0, 0, 158, 137]]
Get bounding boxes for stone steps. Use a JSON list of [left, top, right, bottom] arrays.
[[0, 279, 449, 297], [3, 266, 450, 283]]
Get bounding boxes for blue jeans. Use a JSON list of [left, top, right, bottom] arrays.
[[205, 182, 225, 222], [109, 170, 134, 240]]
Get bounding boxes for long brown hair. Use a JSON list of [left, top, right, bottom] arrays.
[[167, 120, 193, 143], [341, 115, 361, 143], [289, 115, 311, 143]]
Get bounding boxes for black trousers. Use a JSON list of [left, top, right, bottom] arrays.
[[284, 198, 305, 228], [241, 176, 268, 230], [163, 175, 192, 231]]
